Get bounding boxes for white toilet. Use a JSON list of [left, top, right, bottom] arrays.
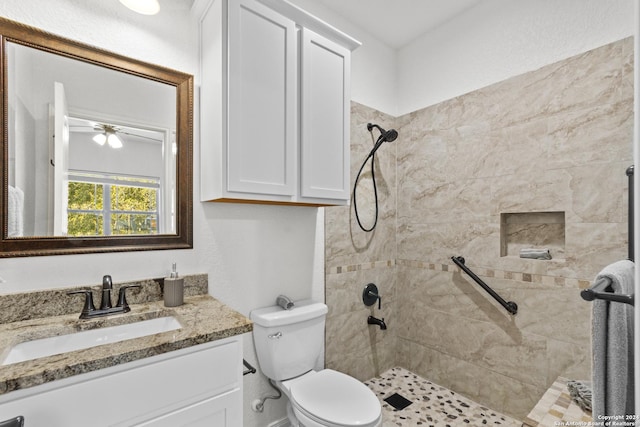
[[251, 300, 382, 427]]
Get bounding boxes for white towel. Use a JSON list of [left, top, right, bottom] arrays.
[[7, 185, 24, 238], [591, 260, 635, 419]]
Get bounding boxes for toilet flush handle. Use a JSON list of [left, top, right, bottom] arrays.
[[268, 332, 282, 339]]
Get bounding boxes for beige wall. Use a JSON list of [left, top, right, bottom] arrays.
[[325, 37, 633, 419]]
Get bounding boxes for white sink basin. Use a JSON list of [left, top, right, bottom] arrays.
[[2, 316, 182, 366]]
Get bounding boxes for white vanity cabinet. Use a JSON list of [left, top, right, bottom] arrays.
[[198, 0, 359, 206], [0, 336, 242, 426]]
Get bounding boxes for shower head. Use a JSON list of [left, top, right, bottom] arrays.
[[367, 123, 398, 143], [367, 123, 398, 156], [382, 128, 398, 143]]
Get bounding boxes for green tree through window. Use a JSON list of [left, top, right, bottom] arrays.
[[67, 176, 159, 236], [67, 182, 104, 236]]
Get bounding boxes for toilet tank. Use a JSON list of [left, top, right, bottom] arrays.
[[250, 300, 328, 381]]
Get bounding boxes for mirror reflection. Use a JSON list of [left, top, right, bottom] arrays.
[[0, 16, 193, 257], [6, 41, 177, 238]]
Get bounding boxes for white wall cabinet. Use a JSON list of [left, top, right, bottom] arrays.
[[198, 0, 359, 206], [299, 28, 351, 200], [0, 336, 242, 426], [225, 0, 297, 198]]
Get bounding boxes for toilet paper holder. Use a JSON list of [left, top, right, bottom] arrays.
[[243, 359, 256, 376]]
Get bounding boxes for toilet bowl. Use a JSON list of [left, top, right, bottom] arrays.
[[250, 300, 382, 427], [279, 370, 381, 427]]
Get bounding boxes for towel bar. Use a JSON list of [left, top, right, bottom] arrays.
[[580, 166, 635, 307], [581, 277, 635, 306], [626, 165, 634, 262]]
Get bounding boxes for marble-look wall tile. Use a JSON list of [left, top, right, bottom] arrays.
[[621, 37, 634, 101], [325, 267, 396, 318], [325, 303, 397, 381], [393, 37, 629, 418], [325, 264, 397, 380], [544, 101, 633, 169], [397, 221, 501, 266], [502, 223, 565, 258], [397, 339, 544, 419], [325, 104, 399, 380], [559, 222, 628, 280], [480, 39, 626, 129], [325, 103, 397, 270], [546, 338, 592, 386], [325, 38, 631, 420], [396, 296, 548, 389]]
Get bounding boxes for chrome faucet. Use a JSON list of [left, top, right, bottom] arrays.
[[67, 275, 140, 319], [367, 315, 387, 330]]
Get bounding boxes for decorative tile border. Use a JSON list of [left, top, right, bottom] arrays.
[[327, 258, 592, 289], [327, 259, 395, 275]]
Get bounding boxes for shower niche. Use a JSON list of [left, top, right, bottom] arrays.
[[500, 211, 565, 260]]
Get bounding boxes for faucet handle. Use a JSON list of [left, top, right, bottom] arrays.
[[363, 283, 382, 309], [116, 285, 141, 310], [67, 290, 96, 319]]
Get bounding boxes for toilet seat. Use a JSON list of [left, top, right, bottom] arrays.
[[287, 369, 381, 427]]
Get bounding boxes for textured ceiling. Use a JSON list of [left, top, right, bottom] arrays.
[[310, 0, 482, 49]]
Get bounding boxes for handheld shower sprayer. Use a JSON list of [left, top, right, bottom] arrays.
[[366, 123, 398, 157], [353, 123, 399, 232], [367, 123, 398, 143]]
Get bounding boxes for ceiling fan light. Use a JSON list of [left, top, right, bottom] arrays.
[[108, 133, 123, 149], [119, 0, 160, 15], [93, 133, 107, 146]]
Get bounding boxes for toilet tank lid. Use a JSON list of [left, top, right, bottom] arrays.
[[250, 300, 328, 327]]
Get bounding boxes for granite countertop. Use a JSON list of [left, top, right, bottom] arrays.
[[0, 278, 252, 396]]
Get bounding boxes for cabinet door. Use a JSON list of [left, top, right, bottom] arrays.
[[227, 0, 297, 196], [299, 28, 351, 201], [0, 338, 241, 426], [135, 389, 241, 427]]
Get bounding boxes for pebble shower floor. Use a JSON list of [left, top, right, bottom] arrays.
[[364, 367, 522, 427]]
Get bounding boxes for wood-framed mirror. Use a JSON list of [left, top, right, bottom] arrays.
[[0, 17, 193, 257]]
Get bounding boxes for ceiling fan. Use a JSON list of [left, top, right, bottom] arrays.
[[69, 119, 164, 149], [92, 124, 123, 149]]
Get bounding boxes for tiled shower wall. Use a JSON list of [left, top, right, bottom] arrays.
[[324, 103, 399, 381], [325, 37, 632, 419]]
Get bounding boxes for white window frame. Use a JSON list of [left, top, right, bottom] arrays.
[[67, 170, 161, 236]]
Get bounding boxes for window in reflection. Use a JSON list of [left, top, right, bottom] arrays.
[[67, 174, 160, 236]]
